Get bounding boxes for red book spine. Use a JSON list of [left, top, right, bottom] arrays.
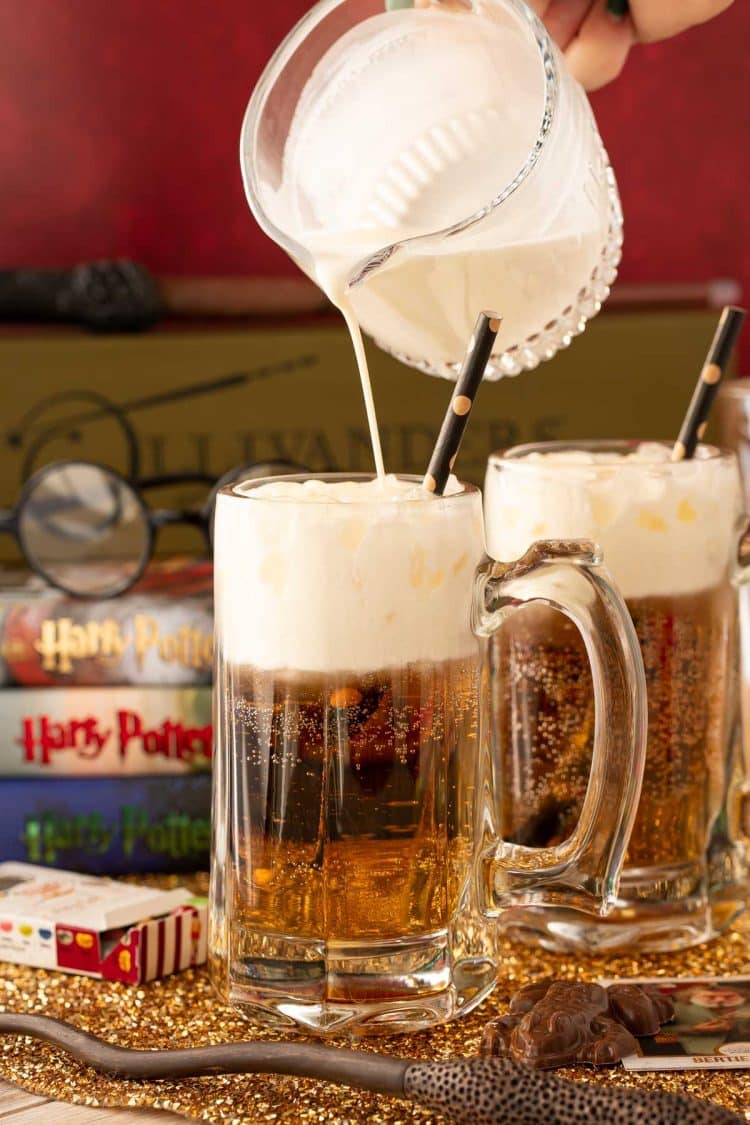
[[1, 686, 212, 776]]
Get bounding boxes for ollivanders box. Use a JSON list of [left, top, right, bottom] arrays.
[[0, 862, 207, 982], [0, 309, 727, 557]]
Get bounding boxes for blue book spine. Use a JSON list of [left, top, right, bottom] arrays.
[[0, 776, 211, 874]]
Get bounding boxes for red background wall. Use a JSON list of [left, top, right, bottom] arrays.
[[0, 0, 747, 293]]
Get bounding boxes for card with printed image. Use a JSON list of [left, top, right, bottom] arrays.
[[598, 975, 750, 1071]]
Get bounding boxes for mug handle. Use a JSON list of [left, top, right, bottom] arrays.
[[473, 539, 647, 917], [733, 520, 750, 864]]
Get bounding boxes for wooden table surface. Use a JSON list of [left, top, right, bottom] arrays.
[[0, 1080, 182, 1122]]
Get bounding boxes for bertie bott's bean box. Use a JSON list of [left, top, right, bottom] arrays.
[[0, 862, 207, 982]]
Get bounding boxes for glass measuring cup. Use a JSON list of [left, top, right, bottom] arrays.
[[240, 0, 623, 380]]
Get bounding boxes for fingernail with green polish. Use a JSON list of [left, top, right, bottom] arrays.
[[385, 0, 414, 9], [606, 0, 629, 18]]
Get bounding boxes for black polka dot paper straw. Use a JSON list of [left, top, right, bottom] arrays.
[[423, 311, 501, 495], [671, 305, 746, 462]]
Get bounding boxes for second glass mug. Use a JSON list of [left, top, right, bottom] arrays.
[[209, 473, 646, 1035], [484, 442, 749, 953]]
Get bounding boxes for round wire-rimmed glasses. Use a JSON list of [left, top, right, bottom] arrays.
[[0, 459, 308, 598]]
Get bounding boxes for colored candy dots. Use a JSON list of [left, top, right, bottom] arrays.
[[0, 920, 53, 940]]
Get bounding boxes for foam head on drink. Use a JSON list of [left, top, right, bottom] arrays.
[[214, 474, 485, 674], [484, 442, 742, 596]]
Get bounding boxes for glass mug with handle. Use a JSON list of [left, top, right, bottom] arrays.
[[485, 441, 748, 952], [209, 472, 646, 1035]]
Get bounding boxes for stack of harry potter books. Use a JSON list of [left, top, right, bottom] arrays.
[[0, 560, 213, 873]]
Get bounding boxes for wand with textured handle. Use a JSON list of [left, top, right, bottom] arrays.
[[0, 262, 329, 331], [0, 1013, 741, 1124]]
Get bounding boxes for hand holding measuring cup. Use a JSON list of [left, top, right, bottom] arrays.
[[393, 2, 735, 91], [526, 1, 734, 89]]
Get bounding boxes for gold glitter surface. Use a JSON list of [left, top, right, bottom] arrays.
[[0, 873, 748, 1122]]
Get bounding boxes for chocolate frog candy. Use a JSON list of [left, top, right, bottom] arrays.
[[481, 980, 675, 1069]]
